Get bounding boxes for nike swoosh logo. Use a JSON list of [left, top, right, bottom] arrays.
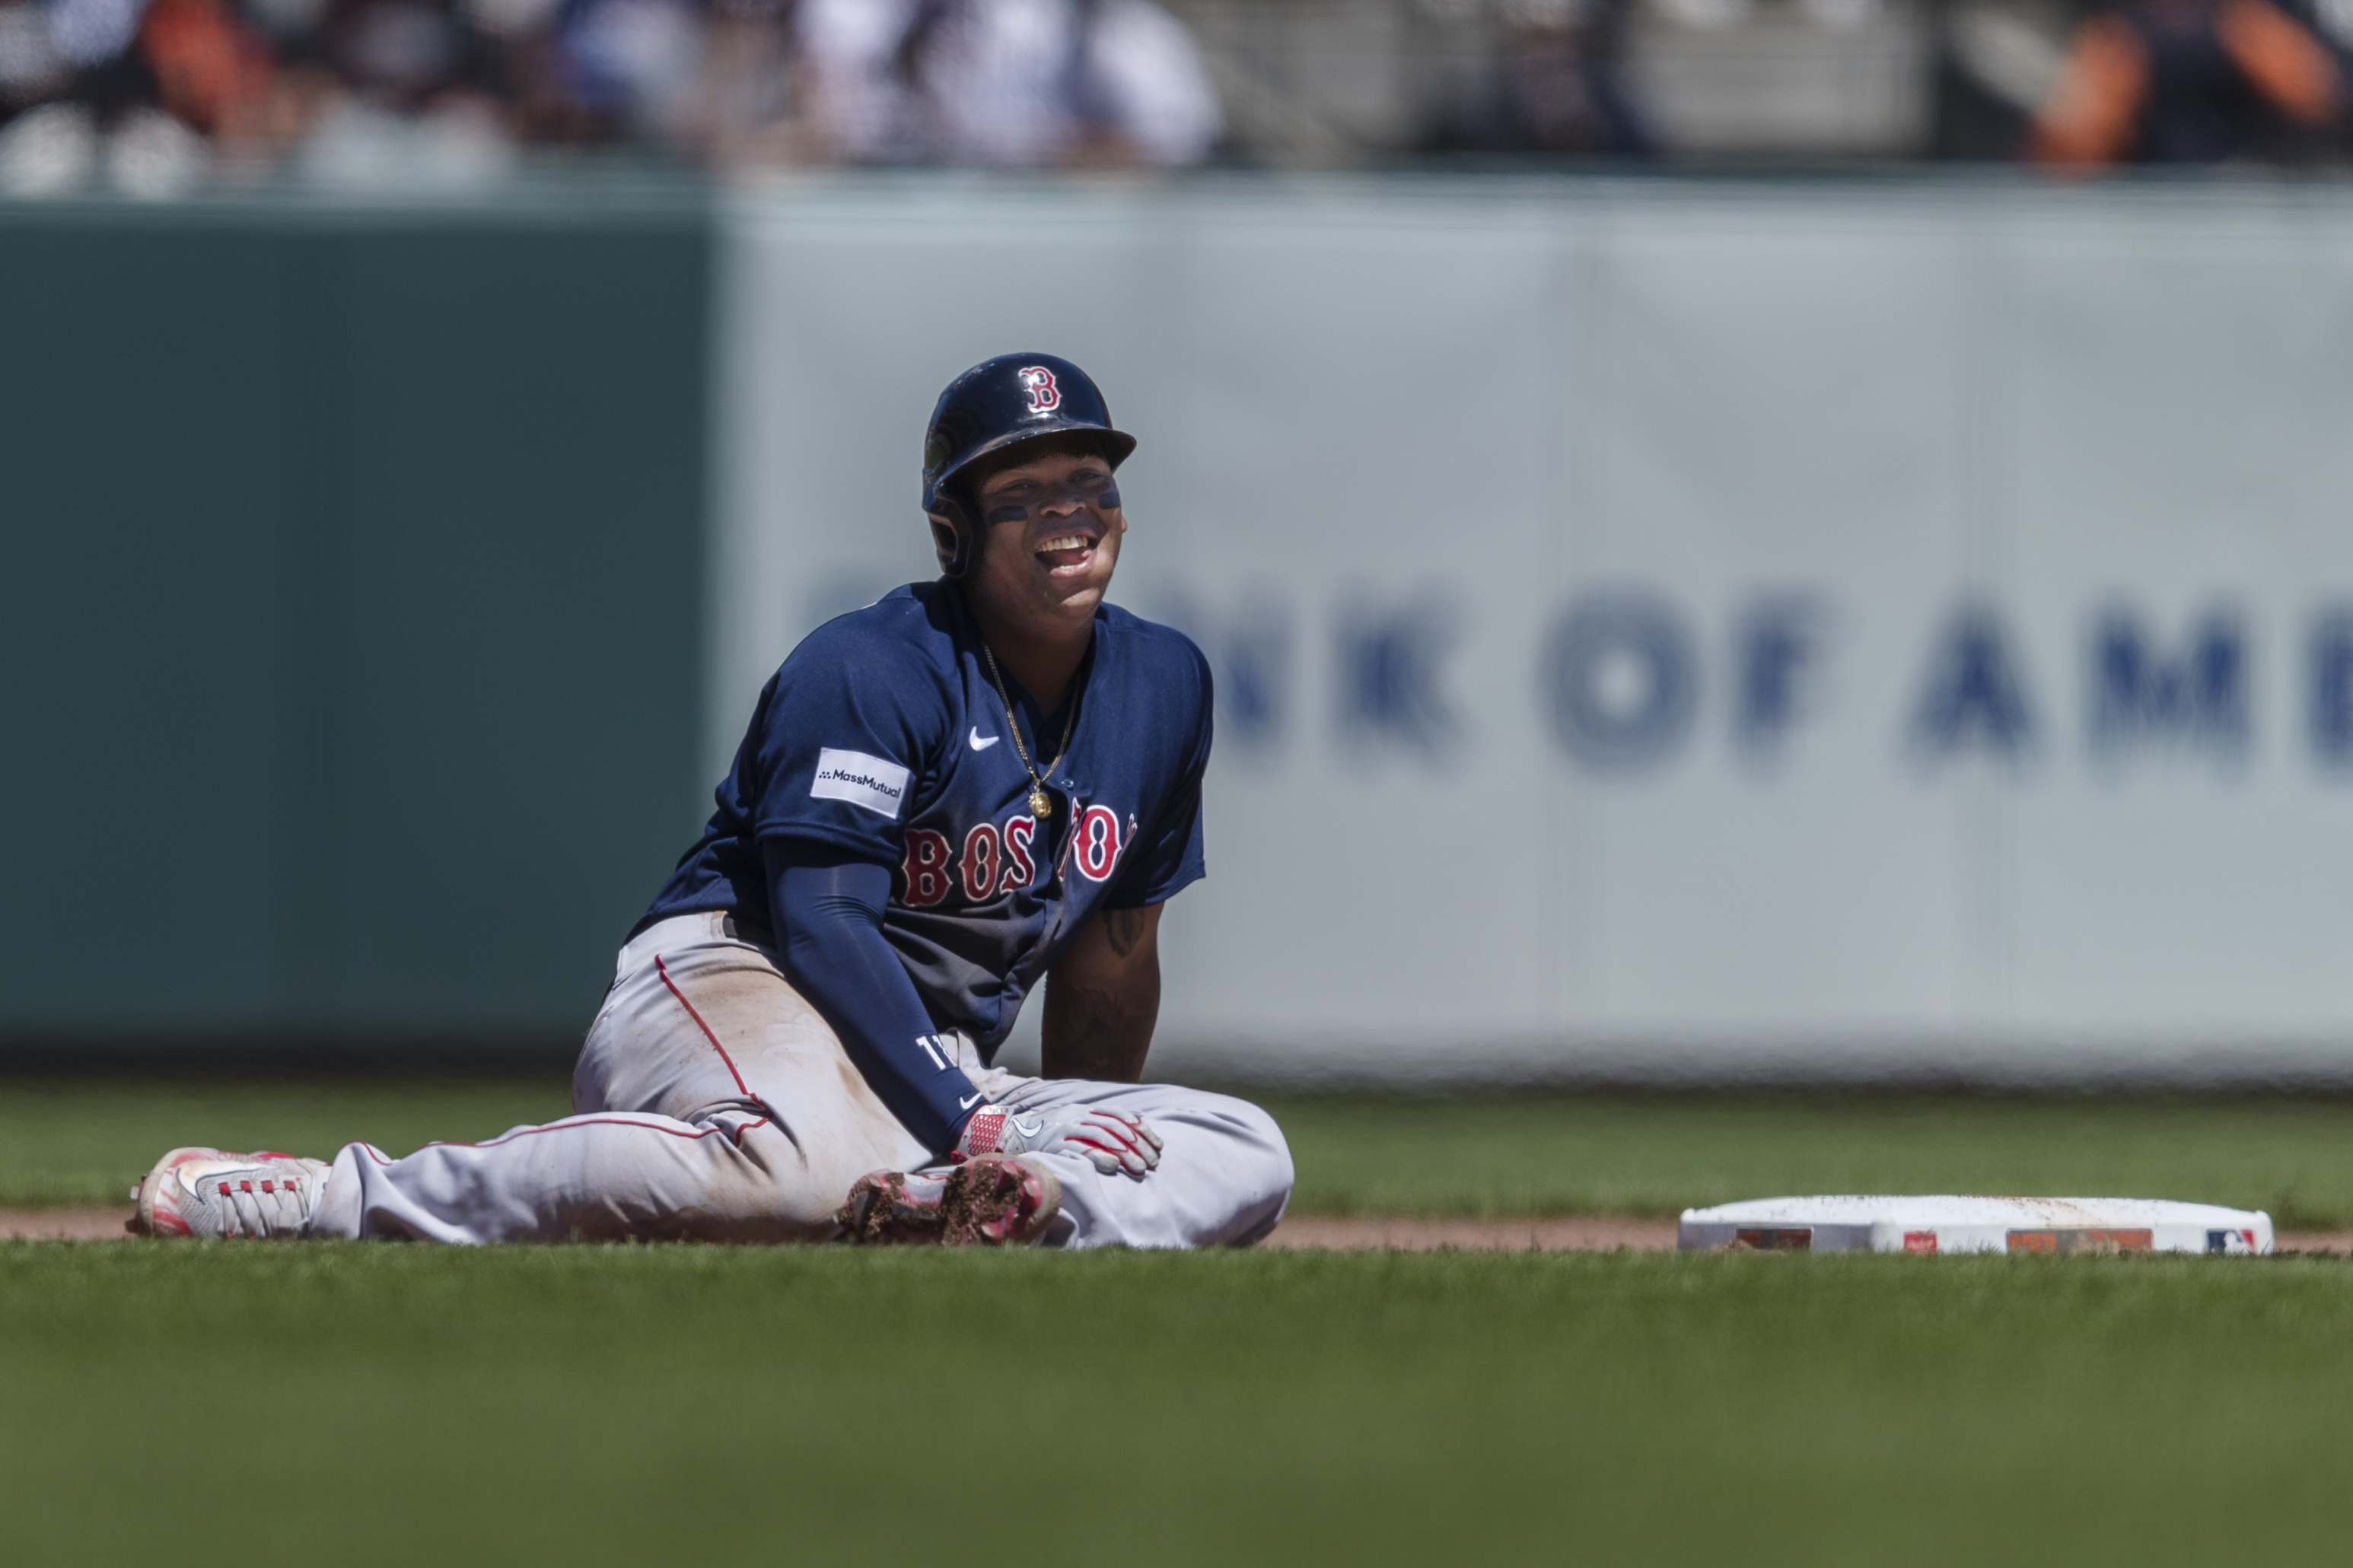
[[968, 728, 999, 752], [958, 1092, 985, 1110], [1011, 1116, 1043, 1138]]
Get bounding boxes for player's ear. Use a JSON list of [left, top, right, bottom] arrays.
[[928, 501, 973, 579]]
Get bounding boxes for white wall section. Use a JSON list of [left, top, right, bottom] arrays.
[[718, 177, 2353, 1085]]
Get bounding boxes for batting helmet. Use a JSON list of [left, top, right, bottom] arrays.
[[921, 353, 1136, 577]]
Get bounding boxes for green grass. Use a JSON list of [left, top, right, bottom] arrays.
[[18, 1073, 2353, 1226], [14, 1078, 2353, 1563], [1269, 1092, 2353, 1229], [5, 1242, 2352, 1566]]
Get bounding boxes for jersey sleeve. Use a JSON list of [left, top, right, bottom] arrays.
[[769, 848, 982, 1155], [745, 622, 951, 866], [1105, 639, 1212, 909]]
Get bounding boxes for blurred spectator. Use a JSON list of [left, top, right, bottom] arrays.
[[2033, 0, 2342, 165], [794, 0, 1220, 168], [0, 0, 1220, 191], [677, 0, 805, 163], [530, 0, 704, 142], [1420, 0, 1653, 161], [1934, 4, 2070, 161], [11, 0, 2351, 195]]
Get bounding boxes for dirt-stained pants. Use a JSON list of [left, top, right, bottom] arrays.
[[309, 913, 1294, 1248]]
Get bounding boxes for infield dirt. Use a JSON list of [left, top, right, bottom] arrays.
[[20, 1206, 2353, 1252]]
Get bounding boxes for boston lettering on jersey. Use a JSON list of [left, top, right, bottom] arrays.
[[642, 582, 1212, 1057]]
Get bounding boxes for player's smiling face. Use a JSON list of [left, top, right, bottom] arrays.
[[964, 434, 1127, 634]]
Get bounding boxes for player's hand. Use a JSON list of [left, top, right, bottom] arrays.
[[957, 1105, 1162, 1178]]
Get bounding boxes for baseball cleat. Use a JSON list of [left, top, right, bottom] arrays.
[[129, 1147, 332, 1239], [836, 1154, 1061, 1246]]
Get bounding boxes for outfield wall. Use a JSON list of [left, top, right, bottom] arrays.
[[10, 177, 2353, 1081], [718, 178, 2353, 1085], [0, 194, 712, 1058]]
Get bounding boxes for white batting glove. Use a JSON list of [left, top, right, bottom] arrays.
[[957, 1104, 1163, 1178]]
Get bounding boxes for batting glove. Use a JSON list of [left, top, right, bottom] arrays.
[[957, 1104, 1163, 1178]]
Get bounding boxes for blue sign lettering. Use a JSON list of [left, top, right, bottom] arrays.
[[1150, 589, 1291, 757], [2090, 608, 2246, 759], [1734, 594, 1826, 761], [1912, 606, 2035, 760], [1338, 597, 1457, 757], [1542, 593, 1696, 772], [2310, 610, 2353, 767]]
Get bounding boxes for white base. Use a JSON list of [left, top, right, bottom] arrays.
[[1677, 1195, 2272, 1255]]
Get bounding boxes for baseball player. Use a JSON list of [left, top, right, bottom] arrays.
[[129, 353, 1294, 1248]]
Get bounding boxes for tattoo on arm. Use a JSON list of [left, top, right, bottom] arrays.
[[1102, 905, 1148, 959], [1042, 908, 1160, 1081], [1046, 983, 1151, 1082]]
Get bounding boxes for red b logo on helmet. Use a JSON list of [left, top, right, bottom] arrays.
[[1017, 365, 1061, 415]]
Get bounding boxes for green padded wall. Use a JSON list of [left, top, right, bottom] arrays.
[[0, 196, 712, 1061]]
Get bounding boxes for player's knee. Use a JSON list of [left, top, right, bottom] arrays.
[[1198, 1091, 1294, 1212]]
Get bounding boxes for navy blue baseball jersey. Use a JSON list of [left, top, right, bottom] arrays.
[[642, 581, 1212, 1061]]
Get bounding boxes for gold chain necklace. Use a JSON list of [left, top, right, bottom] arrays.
[[980, 644, 1078, 819]]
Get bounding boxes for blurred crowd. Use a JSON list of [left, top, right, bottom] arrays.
[[2033, 0, 2343, 166], [5, 0, 2352, 196], [1423, 0, 2353, 170], [1942, 0, 2353, 167], [1438, 0, 2353, 169], [1419, 0, 1656, 158], [0, 0, 1222, 193]]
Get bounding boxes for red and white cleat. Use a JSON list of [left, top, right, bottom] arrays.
[[836, 1154, 1061, 1247], [129, 1147, 331, 1239]]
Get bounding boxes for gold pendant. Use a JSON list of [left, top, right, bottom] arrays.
[[1030, 786, 1052, 817]]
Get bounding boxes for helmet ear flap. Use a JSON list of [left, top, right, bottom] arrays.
[[928, 498, 974, 580]]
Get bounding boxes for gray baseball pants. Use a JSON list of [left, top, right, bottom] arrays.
[[307, 912, 1294, 1248]]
